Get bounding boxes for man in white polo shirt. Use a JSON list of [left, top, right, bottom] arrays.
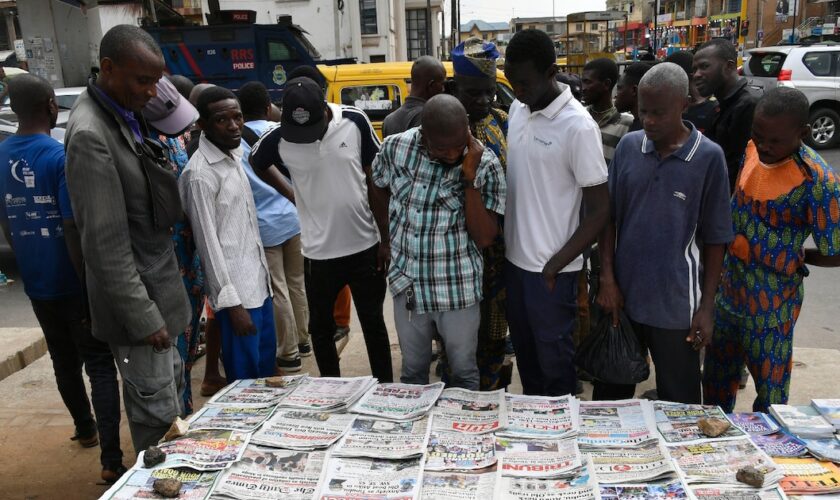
[[503, 29, 611, 396], [249, 77, 393, 382]]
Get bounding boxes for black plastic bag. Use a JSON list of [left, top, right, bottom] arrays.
[[575, 311, 649, 385]]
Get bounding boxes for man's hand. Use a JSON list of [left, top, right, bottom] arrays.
[[542, 268, 556, 293], [228, 305, 256, 336], [688, 306, 714, 351], [145, 327, 171, 350], [377, 241, 391, 272], [461, 134, 484, 184], [596, 276, 624, 327]]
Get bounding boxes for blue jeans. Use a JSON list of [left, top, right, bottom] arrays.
[[215, 297, 277, 382], [505, 261, 578, 396]]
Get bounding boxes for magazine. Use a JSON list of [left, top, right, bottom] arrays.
[[752, 431, 808, 457], [668, 437, 783, 487], [333, 417, 431, 460], [188, 405, 275, 433], [584, 439, 676, 484], [421, 470, 496, 500], [727, 413, 781, 436], [211, 445, 326, 500], [810, 399, 840, 431], [205, 376, 307, 408], [351, 382, 444, 421], [281, 376, 377, 412], [654, 403, 747, 445], [775, 457, 840, 495], [769, 405, 834, 439], [425, 430, 497, 471], [803, 436, 840, 463], [317, 456, 424, 500], [690, 485, 789, 499], [102, 467, 218, 499], [492, 457, 601, 500], [496, 437, 583, 479], [432, 388, 505, 434], [155, 429, 250, 471], [250, 409, 355, 450], [577, 399, 657, 448], [498, 394, 579, 440], [600, 480, 689, 499]]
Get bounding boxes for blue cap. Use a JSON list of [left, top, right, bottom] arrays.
[[452, 37, 500, 78]]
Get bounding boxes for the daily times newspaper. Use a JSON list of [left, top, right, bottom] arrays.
[[317, 456, 425, 500], [668, 437, 783, 487], [577, 400, 658, 448], [654, 403, 748, 445], [212, 445, 327, 500], [351, 382, 445, 421], [206, 376, 307, 408], [250, 409, 355, 450], [104, 467, 219, 499], [492, 457, 601, 500], [496, 437, 583, 479], [498, 394, 579, 440], [584, 439, 675, 484], [333, 417, 432, 460], [424, 430, 497, 471], [280, 376, 377, 412], [432, 388, 505, 434], [421, 470, 496, 500]]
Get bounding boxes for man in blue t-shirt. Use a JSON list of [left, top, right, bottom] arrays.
[[0, 75, 125, 483]]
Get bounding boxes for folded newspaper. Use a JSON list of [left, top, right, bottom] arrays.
[[333, 416, 431, 460], [432, 388, 505, 434], [654, 402, 747, 445], [154, 429, 251, 471], [249, 409, 355, 450], [188, 405, 275, 433], [751, 431, 808, 457], [493, 457, 601, 500], [316, 456, 425, 500], [211, 445, 327, 500], [205, 376, 307, 408], [727, 413, 781, 436], [668, 437, 783, 487], [584, 439, 676, 484], [810, 399, 840, 431], [690, 485, 788, 499], [351, 382, 444, 421], [600, 479, 689, 499], [496, 437, 583, 479], [421, 470, 497, 500], [577, 399, 657, 448], [497, 394, 579, 440], [425, 429, 497, 471], [775, 457, 840, 495], [101, 467, 219, 500], [803, 436, 840, 463], [769, 405, 835, 439], [280, 376, 377, 412]]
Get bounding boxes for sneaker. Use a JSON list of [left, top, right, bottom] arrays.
[[334, 326, 350, 342], [298, 342, 313, 357], [277, 357, 302, 373]]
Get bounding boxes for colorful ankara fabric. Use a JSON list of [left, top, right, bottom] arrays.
[[704, 140, 840, 413], [452, 37, 500, 78]]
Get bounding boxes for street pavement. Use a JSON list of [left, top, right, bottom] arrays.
[[1, 148, 840, 498]]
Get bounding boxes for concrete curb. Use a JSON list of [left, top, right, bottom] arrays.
[[0, 328, 47, 382]]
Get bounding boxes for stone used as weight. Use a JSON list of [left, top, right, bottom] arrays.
[[736, 466, 765, 487], [697, 417, 731, 437], [143, 446, 166, 468], [153, 478, 182, 498]]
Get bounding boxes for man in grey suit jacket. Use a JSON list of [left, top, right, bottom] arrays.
[[64, 25, 191, 453]]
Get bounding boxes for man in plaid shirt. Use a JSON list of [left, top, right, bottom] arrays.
[[372, 94, 506, 390]]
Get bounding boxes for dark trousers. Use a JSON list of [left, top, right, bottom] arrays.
[[30, 295, 122, 468], [304, 244, 393, 382], [592, 319, 701, 403], [505, 261, 578, 396]]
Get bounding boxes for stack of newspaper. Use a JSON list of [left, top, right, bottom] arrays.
[[776, 457, 840, 495], [751, 430, 808, 457], [280, 376, 377, 412], [770, 404, 835, 439], [152, 429, 251, 471], [334, 417, 432, 460], [432, 388, 506, 434], [668, 437, 784, 488], [205, 376, 307, 408], [425, 430, 497, 471], [316, 456, 425, 500], [102, 468, 220, 499], [351, 382, 445, 421], [811, 399, 840, 432], [577, 399, 657, 447], [188, 405, 276, 433], [803, 435, 840, 463], [690, 485, 788, 499], [211, 445, 327, 500], [585, 439, 676, 484], [249, 409, 356, 450], [493, 457, 601, 500], [654, 403, 747, 445], [497, 394, 579, 440], [600, 479, 689, 499], [727, 412, 781, 435], [496, 437, 583, 479]]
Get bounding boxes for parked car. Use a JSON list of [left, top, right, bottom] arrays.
[[0, 86, 84, 113], [744, 44, 840, 149]]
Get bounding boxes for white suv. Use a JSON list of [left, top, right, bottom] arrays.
[[745, 44, 840, 149]]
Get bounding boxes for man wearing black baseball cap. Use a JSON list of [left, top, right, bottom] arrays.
[[250, 77, 393, 382]]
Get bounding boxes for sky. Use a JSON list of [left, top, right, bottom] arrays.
[[447, 0, 609, 25]]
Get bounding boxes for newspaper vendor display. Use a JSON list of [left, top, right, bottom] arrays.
[[493, 458, 601, 500], [317, 456, 425, 500], [668, 437, 783, 487], [104, 468, 219, 500], [281, 376, 377, 412], [432, 388, 505, 434], [206, 376, 307, 408], [577, 400, 657, 447], [585, 439, 675, 484], [153, 430, 251, 471], [212, 445, 327, 500], [250, 410, 355, 450], [421, 471, 497, 500], [352, 383, 445, 421], [499, 395, 579, 440], [189, 406, 275, 432], [654, 403, 747, 445], [496, 437, 583, 479], [599, 480, 689, 499], [425, 430, 497, 471], [727, 413, 781, 436], [334, 417, 432, 460]]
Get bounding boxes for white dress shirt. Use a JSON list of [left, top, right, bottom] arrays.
[[179, 135, 271, 311]]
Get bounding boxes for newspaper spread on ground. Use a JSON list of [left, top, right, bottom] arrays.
[[654, 403, 748, 445], [188, 405, 275, 432], [155, 430, 251, 471], [498, 394, 579, 440], [496, 437, 583, 479], [584, 439, 676, 483], [281, 376, 377, 412], [333, 416, 431, 460], [351, 382, 444, 421], [432, 388, 505, 434], [690, 485, 789, 499], [752, 431, 808, 457], [577, 400, 657, 448], [211, 445, 327, 500], [250, 409, 355, 450], [424, 430, 497, 471], [600, 479, 690, 499], [775, 457, 840, 495], [316, 456, 424, 500], [668, 437, 783, 487], [421, 470, 497, 500], [102, 467, 219, 499], [803, 436, 840, 463], [727, 413, 782, 435], [206, 376, 307, 408], [493, 457, 601, 500]]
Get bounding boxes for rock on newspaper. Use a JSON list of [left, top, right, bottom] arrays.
[[102, 467, 219, 500], [333, 416, 431, 460], [498, 394, 579, 440], [654, 403, 747, 445], [154, 429, 250, 471], [280, 376, 377, 412], [493, 457, 601, 500], [351, 382, 444, 421], [212, 445, 327, 500], [425, 430, 497, 471], [250, 409, 355, 450], [584, 439, 676, 483], [421, 470, 497, 500], [317, 456, 425, 500], [205, 376, 307, 408], [668, 437, 784, 487], [188, 405, 275, 432], [577, 400, 657, 447], [496, 437, 583, 479], [432, 388, 505, 434]]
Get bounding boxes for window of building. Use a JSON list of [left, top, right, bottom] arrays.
[[546, 23, 555, 33], [591, 22, 599, 31], [726, 0, 740, 12], [360, 0, 378, 35], [576, 23, 583, 31], [629, 3, 634, 13], [406, 8, 428, 60], [340, 84, 402, 121]]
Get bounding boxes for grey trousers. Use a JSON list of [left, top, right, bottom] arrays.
[[393, 293, 480, 390], [111, 344, 184, 453], [265, 235, 310, 361]]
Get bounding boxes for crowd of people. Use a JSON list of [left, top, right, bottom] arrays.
[[1, 23, 840, 485]]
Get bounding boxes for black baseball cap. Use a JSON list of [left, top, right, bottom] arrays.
[[280, 77, 327, 144]]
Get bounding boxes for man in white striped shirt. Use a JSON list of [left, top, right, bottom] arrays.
[[179, 86, 276, 382]]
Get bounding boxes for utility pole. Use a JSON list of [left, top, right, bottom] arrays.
[[427, 0, 432, 55], [791, 0, 799, 43]]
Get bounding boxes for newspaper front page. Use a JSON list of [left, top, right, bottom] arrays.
[[493, 458, 601, 500], [189, 405, 275, 432], [432, 388, 505, 434], [250, 409, 356, 450], [103, 467, 219, 499], [351, 382, 444, 421], [333, 417, 431, 460], [775, 457, 840, 495], [206, 376, 307, 408], [577, 400, 657, 448], [668, 437, 783, 487], [496, 437, 583, 479], [690, 485, 789, 499], [424, 430, 497, 471], [584, 439, 676, 483], [212, 445, 326, 499], [599, 479, 690, 499], [317, 456, 425, 500], [281, 376, 377, 412], [420, 470, 496, 500], [654, 403, 748, 445], [498, 394, 579, 440], [726, 413, 781, 436], [155, 430, 251, 471]]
